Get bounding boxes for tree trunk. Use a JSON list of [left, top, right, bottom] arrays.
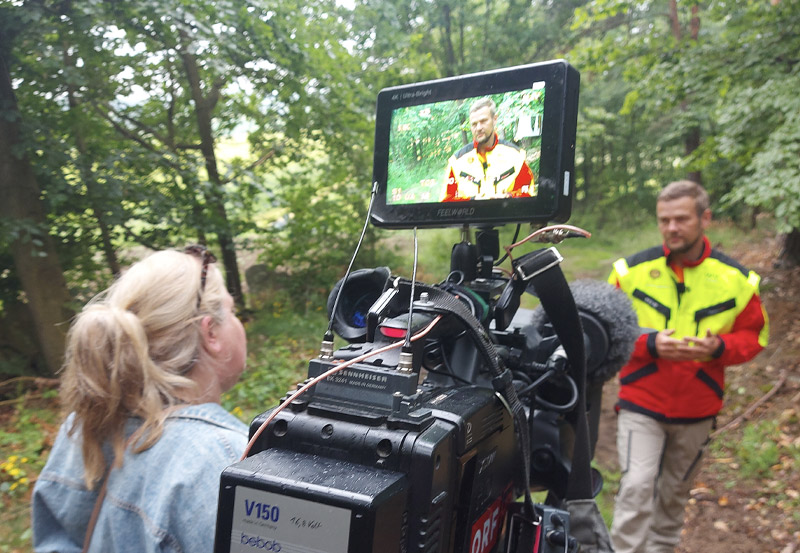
[[685, 126, 702, 184], [778, 228, 800, 267], [0, 54, 73, 375], [64, 50, 122, 276], [669, 0, 703, 184], [59, 4, 121, 276], [179, 41, 245, 309], [439, 2, 456, 77]]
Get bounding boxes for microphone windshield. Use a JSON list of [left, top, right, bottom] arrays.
[[530, 279, 640, 383]]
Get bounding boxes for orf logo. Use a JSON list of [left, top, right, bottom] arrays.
[[469, 490, 510, 553]]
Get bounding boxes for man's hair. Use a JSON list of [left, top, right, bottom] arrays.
[[470, 97, 496, 117], [657, 180, 710, 216]]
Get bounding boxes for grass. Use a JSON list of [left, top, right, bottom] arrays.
[[710, 419, 800, 481], [594, 465, 621, 529]]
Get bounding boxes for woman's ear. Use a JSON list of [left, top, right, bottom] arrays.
[[200, 315, 223, 355]]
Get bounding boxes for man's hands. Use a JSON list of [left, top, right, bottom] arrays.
[[655, 329, 722, 361]]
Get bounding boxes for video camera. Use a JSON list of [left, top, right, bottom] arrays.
[[214, 60, 637, 553]]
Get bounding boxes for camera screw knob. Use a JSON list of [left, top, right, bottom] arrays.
[[319, 338, 335, 360], [414, 292, 434, 307], [397, 349, 414, 372]]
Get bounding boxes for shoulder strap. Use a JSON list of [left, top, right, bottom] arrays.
[[512, 247, 594, 501], [82, 432, 138, 552], [82, 467, 111, 553]]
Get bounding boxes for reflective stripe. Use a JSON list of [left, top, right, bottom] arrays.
[[613, 258, 629, 277], [693, 298, 737, 334], [632, 289, 671, 323]]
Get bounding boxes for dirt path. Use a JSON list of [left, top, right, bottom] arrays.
[[593, 235, 800, 553]]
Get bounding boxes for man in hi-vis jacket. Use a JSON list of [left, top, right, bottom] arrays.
[[608, 180, 768, 553], [442, 98, 534, 201]]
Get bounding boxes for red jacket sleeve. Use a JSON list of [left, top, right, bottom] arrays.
[[716, 293, 768, 365]]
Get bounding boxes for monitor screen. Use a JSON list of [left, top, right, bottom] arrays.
[[370, 60, 579, 229]]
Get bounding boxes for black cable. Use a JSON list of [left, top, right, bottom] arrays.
[[494, 224, 521, 266], [517, 369, 557, 397], [511, 370, 533, 385], [325, 182, 378, 340], [533, 374, 579, 413]]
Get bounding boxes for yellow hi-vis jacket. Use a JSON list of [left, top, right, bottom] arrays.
[[609, 237, 769, 421], [443, 135, 535, 201]]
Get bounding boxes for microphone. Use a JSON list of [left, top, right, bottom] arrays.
[[530, 279, 640, 384]]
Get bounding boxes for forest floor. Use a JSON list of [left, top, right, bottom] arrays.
[[593, 233, 800, 553]]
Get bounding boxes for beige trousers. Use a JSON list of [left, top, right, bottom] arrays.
[[610, 409, 714, 553]]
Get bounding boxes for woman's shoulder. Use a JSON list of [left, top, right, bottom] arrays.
[[157, 403, 248, 461], [113, 405, 247, 491], [168, 403, 249, 433]]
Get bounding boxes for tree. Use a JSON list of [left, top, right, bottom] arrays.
[[691, 0, 800, 265], [570, 1, 712, 201], [569, 0, 800, 261], [1, 0, 385, 375], [0, 16, 73, 375], [350, 0, 589, 81]]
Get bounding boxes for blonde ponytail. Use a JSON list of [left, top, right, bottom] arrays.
[[60, 250, 228, 487]]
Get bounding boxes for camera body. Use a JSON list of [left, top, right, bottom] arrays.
[[217, 362, 516, 553], [215, 265, 587, 553]]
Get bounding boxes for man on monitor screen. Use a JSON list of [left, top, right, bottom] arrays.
[[442, 98, 535, 202]]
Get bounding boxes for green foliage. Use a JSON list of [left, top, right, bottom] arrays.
[[2, 0, 384, 374], [222, 308, 328, 423], [252, 151, 398, 306], [570, 0, 800, 249], [351, 0, 586, 79], [735, 421, 786, 479], [0, 395, 59, 551], [5, 0, 798, 379]]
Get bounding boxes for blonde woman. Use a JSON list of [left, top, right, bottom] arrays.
[[32, 246, 248, 553]]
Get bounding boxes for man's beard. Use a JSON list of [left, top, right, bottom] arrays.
[[476, 133, 493, 149], [669, 233, 703, 256]]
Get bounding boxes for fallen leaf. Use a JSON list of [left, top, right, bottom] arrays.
[[713, 520, 729, 532]]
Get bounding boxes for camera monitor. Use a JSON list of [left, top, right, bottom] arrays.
[[370, 59, 579, 229]]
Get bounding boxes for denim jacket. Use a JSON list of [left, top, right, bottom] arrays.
[[32, 403, 248, 553]]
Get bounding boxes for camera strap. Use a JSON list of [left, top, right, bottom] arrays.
[[511, 247, 594, 501]]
